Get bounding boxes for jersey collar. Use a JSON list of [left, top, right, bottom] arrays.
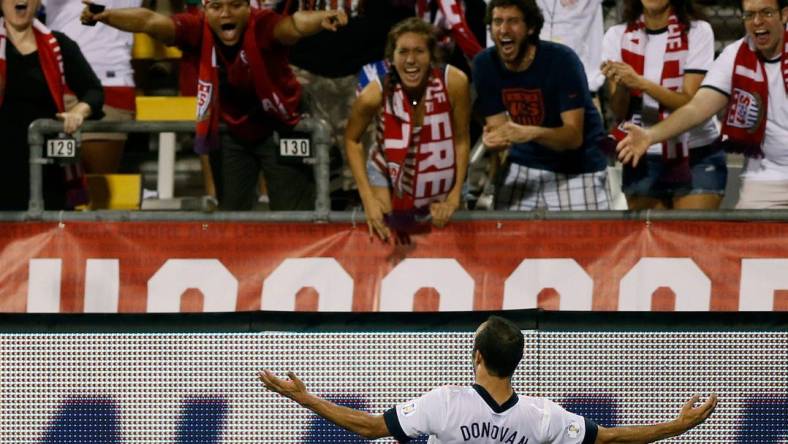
[[472, 384, 519, 413]]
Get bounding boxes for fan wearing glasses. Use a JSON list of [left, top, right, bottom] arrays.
[[615, 0, 788, 209]]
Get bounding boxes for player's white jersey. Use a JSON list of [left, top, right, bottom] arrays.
[[384, 384, 597, 444]]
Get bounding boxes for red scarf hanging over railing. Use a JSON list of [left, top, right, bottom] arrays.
[[719, 29, 788, 158], [609, 11, 690, 183]]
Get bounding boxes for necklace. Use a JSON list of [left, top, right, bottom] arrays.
[[408, 91, 423, 108]]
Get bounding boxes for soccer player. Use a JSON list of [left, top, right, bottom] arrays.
[[259, 316, 717, 443]]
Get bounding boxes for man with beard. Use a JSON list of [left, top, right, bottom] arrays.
[[81, 0, 347, 211], [473, 0, 609, 211], [616, 0, 788, 209]]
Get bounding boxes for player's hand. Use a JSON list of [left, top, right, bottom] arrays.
[[615, 122, 650, 168], [258, 370, 310, 404], [56, 111, 85, 134], [321, 10, 347, 31], [601, 61, 643, 90], [361, 194, 391, 242], [674, 394, 718, 431], [80, 0, 110, 25], [430, 195, 459, 228]]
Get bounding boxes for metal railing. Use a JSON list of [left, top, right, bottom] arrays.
[[26, 116, 333, 218], [5, 207, 788, 223], [15, 116, 788, 223]]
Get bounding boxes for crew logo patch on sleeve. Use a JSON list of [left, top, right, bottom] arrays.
[[401, 402, 417, 416], [566, 421, 581, 439]]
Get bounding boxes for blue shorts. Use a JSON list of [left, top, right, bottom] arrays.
[[622, 143, 727, 198], [366, 157, 389, 188]]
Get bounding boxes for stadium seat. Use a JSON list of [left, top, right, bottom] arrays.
[[85, 174, 142, 210], [132, 33, 182, 60], [135, 96, 197, 209]]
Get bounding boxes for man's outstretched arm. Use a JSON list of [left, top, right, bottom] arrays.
[[273, 10, 348, 46], [616, 88, 728, 167], [259, 370, 390, 440], [595, 394, 718, 444], [81, 0, 176, 45]]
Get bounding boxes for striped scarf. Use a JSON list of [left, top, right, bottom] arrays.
[[283, 0, 363, 16], [0, 19, 65, 110], [195, 9, 301, 153], [0, 18, 88, 208], [609, 11, 690, 182], [416, 0, 481, 59], [719, 30, 788, 158], [372, 66, 455, 212]]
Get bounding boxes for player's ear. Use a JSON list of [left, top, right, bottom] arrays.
[[473, 350, 483, 367]]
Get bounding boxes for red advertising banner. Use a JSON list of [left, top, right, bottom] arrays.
[[1, 220, 787, 312]]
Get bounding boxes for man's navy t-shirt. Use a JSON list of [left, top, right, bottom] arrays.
[[473, 41, 607, 174]]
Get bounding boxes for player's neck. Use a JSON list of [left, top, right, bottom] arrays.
[[474, 374, 514, 406]]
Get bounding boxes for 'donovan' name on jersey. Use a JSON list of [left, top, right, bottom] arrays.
[[460, 422, 529, 443]]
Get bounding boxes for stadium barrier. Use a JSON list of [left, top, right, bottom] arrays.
[[2, 216, 788, 312]]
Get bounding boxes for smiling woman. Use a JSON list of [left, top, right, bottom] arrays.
[[602, 0, 726, 211], [344, 18, 471, 242], [0, 0, 104, 210]]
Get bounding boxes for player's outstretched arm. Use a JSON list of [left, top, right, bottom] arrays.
[[259, 370, 390, 439], [595, 394, 717, 444]]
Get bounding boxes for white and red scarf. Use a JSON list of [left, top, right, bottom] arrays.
[[282, 0, 362, 16], [416, 0, 481, 59], [373, 66, 455, 212], [0, 18, 88, 208], [719, 29, 788, 158], [609, 11, 690, 182], [195, 9, 301, 153]]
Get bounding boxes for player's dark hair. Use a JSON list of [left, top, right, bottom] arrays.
[[484, 0, 543, 46], [474, 316, 524, 378], [622, 0, 705, 27]]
